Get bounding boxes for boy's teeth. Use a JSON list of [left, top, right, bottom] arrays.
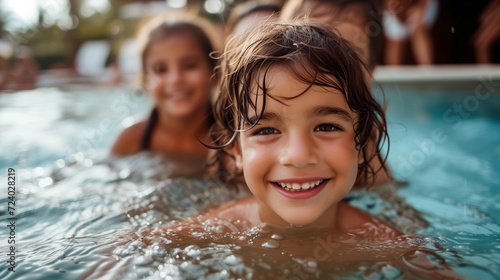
[[277, 180, 323, 191]]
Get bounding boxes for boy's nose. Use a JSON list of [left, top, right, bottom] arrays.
[[279, 132, 319, 168]]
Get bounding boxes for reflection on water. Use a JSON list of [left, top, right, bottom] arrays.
[[0, 86, 499, 279]]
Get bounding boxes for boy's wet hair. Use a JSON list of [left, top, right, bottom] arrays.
[[210, 20, 388, 185], [280, 0, 383, 68], [136, 13, 219, 89]]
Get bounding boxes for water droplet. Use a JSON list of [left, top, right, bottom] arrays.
[[380, 264, 401, 279], [180, 261, 190, 269], [224, 255, 243, 265], [83, 158, 93, 167], [33, 167, 45, 177], [134, 255, 154, 266], [338, 232, 363, 243], [113, 247, 133, 257], [119, 168, 130, 179], [271, 233, 284, 240], [128, 240, 145, 250], [306, 259, 318, 268], [402, 249, 445, 272], [38, 177, 53, 188], [262, 240, 280, 249], [185, 245, 202, 257], [363, 269, 382, 280], [56, 159, 66, 168]]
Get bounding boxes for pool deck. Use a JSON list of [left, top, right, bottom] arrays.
[[374, 64, 500, 85], [18, 64, 500, 91]]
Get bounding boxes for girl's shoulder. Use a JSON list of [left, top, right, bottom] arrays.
[[110, 121, 148, 156]]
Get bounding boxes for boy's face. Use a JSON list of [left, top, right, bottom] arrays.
[[235, 65, 360, 227]]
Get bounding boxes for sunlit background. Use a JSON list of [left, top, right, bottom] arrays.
[[0, 0, 499, 86], [0, 0, 226, 32], [1, 0, 109, 32], [0, 0, 232, 83]]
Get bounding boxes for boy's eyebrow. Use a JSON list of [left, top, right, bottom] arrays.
[[310, 106, 353, 122], [247, 112, 281, 124]]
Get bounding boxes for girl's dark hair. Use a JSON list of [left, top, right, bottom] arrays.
[[136, 14, 219, 88], [210, 20, 389, 186]]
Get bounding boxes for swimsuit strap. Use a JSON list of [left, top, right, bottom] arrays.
[[140, 107, 158, 151]]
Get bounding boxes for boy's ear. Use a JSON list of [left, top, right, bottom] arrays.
[[233, 141, 243, 172], [356, 136, 365, 165], [358, 148, 365, 165], [358, 140, 369, 164]]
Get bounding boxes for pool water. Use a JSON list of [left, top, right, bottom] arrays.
[[0, 82, 499, 279]]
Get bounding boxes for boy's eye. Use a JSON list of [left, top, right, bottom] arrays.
[[254, 127, 280, 135], [315, 124, 341, 132]]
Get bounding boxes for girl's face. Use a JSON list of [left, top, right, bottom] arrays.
[[307, 2, 371, 69], [235, 65, 360, 228], [145, 34, 213, 120]]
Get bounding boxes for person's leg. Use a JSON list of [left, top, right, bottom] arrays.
[[384, 38, 406, 65], [410, 25, 433, 65], [383, 11, 410, 65], [407, 0, 438, 65]]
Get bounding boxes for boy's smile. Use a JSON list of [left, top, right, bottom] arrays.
[[272, 179, 329, 199], [236, 65, 361, 228]]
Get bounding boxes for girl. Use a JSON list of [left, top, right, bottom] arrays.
[[208, 20, 394, 233], [111, 13, 219, 158]]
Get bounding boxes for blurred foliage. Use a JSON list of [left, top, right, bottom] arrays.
[[1, 0, 249, 70], [3, 0, 139, 70]]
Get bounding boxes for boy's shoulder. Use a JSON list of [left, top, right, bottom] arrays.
[[208, 195, 260, 222], [338, 201, 403, 239]]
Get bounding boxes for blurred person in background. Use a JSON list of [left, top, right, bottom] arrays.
[[472, 0, 500, 64], [281, 0, 384, 72], [0, 40, 13, 91], [110, 13, 220, 161], [225, 0, 283, 36], [429, 0, 500, 64], [0, 56, 10, 90], [383, 0, 438, 65], [11, 46, 39, 90]]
